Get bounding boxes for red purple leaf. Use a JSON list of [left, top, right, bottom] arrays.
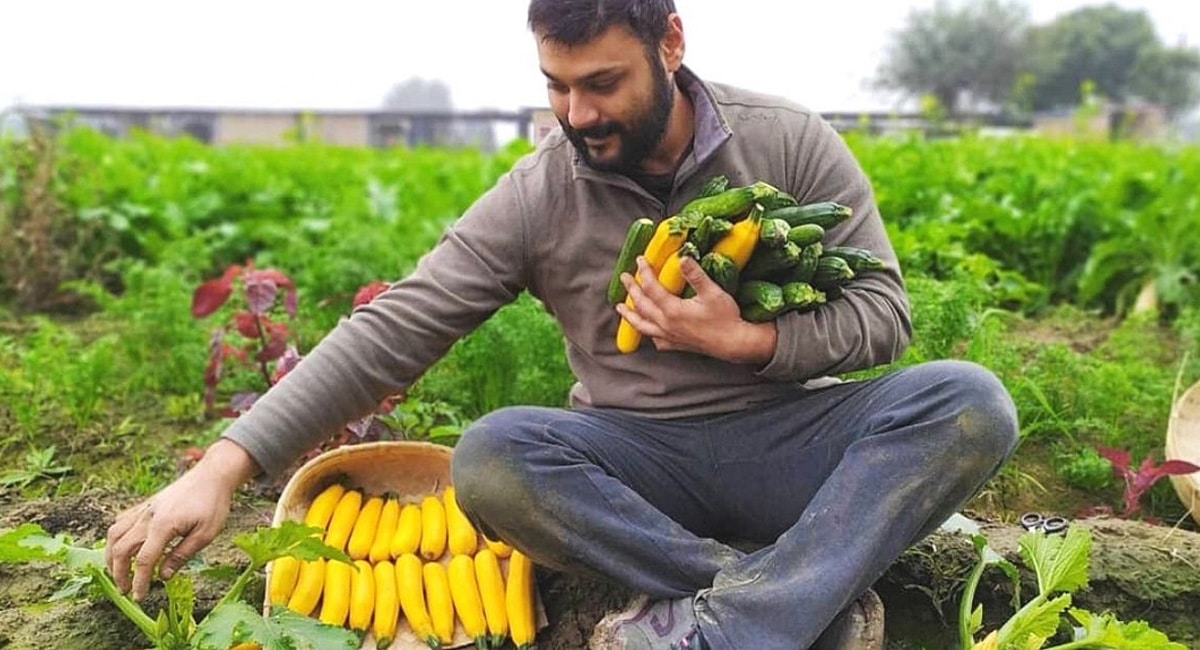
[[255, 322, 290, 363], [192, 279, 233, 319], [228, 392, 260, 415], [234, 312, 261, 339], [244, 276, 279, 316], [271, 346, 303, 383], [1097, 446, 1133, 477], [251, 269, 299, 317], [192, 265, 243, 318], [353, 281, 391, 309], [1157, 459, 1200, 476]]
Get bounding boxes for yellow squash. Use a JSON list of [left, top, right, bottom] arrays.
[[506, 550, 538, 649], [319, 559, 353, 627], [396, 553, 441, 649], [616, 216, 690, 354], [447, 555, 489, 650], [305, 482, 347, 530], [373, 560, 400, 648], [483, 536, 514, 559], [419, 495, 448, 561], [324, 488, 364, 553], [285, 558, 326, 617], [423, 560, 456, 646], [267, 556, 301, 607], [269, 481, 347, 606], [369, 494, 401, 563], [348, 559, 375, 634], [389, 502, 423, 558], [443, 486, 478, 556], [710, 204, 764, 269], [473, 548, 509, 647], [347, 493, 384, 560]]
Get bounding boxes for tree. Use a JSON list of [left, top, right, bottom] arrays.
[[1131, 45, 1200, 119], [382, 77, 454, 111], [874, 0, 1030, 115], [1024, 5, 1200, 117]]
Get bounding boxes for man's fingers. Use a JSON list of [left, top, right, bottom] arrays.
[[132, 517, 182, 601], [680, 257, 714, 295], [106, 505, 153, 594], [159, 531, 212, 580]]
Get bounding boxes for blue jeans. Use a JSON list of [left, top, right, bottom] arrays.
[[451, 360, 1019, 650]]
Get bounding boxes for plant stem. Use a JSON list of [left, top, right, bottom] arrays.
[[90, 568, 160, 643], [252, 314, 274, 387], [960, 553, 988, 650], [210, 562, 260, 613]]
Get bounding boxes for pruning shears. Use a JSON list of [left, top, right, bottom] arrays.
[[1019, 512, 1068, 535]]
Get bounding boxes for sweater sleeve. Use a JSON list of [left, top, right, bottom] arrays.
[[756, 115, 912, 382], [221, 173, 530, 477]]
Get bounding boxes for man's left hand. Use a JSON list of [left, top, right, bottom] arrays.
[[616, 255, 776, 364]]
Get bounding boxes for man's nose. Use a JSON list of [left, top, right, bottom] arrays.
[[567, 92, 601, 131]]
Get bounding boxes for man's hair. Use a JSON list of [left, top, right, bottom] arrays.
[[527, 0, 676, 50]]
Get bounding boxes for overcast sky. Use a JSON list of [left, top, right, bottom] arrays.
[[1, 0, 1196, 114]]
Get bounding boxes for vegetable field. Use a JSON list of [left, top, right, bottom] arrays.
[[2, 126, 1200, 648]]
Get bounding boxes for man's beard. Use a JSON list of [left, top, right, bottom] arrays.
[[560, 56, 675, 175]]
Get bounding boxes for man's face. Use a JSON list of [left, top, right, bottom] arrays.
[[537, 25, 675, 175]]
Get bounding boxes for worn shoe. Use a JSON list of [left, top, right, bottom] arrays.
[[589, 594, 708, 650]]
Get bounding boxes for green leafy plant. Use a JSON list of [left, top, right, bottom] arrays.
[[0, 520, 358, 650], [960, 527, 1186, 649], [0, 445, 72, 489]]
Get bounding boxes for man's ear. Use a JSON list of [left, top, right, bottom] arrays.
[[661, 13, 685, 73]]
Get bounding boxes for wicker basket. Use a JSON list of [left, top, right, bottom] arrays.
[[1167, 380, 1200, 526], [264, 440, 540, 649]]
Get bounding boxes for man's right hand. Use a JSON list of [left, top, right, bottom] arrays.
[[105, 438, 260, 601]]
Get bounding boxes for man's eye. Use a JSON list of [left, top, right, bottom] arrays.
[[547, 82, 568, 94], [589, 80, 618, 93]]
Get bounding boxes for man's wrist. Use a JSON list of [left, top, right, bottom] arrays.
[[197, 438, 262, 487], [730, 321, 777, 365]]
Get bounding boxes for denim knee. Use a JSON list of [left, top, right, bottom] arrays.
[[923, 359, 1020, 468], [450, 406, 543, 538]]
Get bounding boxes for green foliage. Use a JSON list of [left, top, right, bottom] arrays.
[[1055, 447, 1113, 492], [0, 521, 357, 650], [961, 528, 1187, 649]]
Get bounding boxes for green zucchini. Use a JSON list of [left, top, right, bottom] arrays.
[[679, 186, 757, 221], [697, 174, 730, 198], [811, 255, 856, 293], [780, 282, 826, 313], [781, 242, 823, 284], [736, 280, 785, 322], [765, 201, 853, 229], [785, 223, 825, 247], [743, 241, 802, 280], [823, 246, 886, 273], [758, 218, 791, 248], [683, 252, 740, 298], [759, 188, 799, 211], [606, 218, 656, 304]]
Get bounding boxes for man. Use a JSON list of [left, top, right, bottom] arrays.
[[106, 1, 1019, 648]]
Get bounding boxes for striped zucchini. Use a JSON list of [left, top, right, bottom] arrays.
[[786, 223, 825, 247], [766, 201, 853, 229], [607, 218, 656, 304], [823, 246, 886, 273]]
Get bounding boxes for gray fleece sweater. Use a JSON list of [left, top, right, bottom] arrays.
[[224, 67, 912, 478]]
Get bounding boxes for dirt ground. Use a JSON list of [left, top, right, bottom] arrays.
[[3, 490, 1199, 650]]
